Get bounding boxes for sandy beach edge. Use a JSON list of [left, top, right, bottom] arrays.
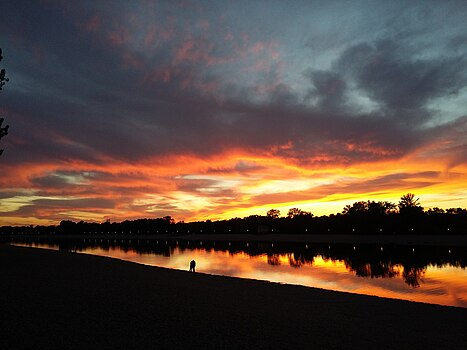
[[1, 243, 466, 350]]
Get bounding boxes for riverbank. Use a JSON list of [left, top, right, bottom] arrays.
[[1, 244, 465, 349], [165, 233, 467, 246], [3, 233, 467, 246]]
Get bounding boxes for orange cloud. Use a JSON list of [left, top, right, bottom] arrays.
[[3, 142, 466, 226]]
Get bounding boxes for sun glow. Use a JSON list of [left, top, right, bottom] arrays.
[[1, 145, 467, 225]]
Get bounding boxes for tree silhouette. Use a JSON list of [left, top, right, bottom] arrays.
[[0, 118, 7, 154], [287, 208, 302, 219], [0, 48, 9, 156], [287, 207, 312, 219], [368, 201, 397, 216], [399, 193, 420, 208], [426, 207, 445, 215], [398, 193, 423, 216], [446, 208, 467, 215], [343, 201, 397, 216], [342, 201, 367, 216], [266, 209, 281, 219], [0, 49, 8, 90], [162, 215, 175, 225]]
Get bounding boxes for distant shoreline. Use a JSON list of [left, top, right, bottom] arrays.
[[3, 232, 467, 246]]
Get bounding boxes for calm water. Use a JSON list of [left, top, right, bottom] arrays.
[[9, 237, 467, 308]]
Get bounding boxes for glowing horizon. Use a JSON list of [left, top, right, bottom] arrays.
[[1, 148, 466, 226]]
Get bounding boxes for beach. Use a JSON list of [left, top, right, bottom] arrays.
[[1, 244, 466, 349]]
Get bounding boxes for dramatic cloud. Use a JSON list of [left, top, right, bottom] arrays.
[[1, 0, 467, 225]]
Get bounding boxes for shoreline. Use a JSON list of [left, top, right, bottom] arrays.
[[3, 232, 467, 246], [1, 243, 466, 349]]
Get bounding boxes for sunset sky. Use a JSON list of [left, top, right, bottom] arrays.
[[1, 0, 467, 226]]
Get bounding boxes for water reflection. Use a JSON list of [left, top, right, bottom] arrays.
[[5, 236, 466, 307]]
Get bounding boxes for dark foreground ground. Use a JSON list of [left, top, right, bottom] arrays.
[[1, 244, 466, 350]]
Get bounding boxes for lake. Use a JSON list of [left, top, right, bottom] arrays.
[[8, 236, 467, 308]]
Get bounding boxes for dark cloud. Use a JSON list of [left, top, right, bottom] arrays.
[[31, 172, 82, 188], [306, 70, 347, 110], [2, 1, 465, 168], [32, 197, 116, 209], [428, 115, 467, 168], [336, 39, 467, 120]]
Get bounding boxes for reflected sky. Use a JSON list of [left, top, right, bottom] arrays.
[[14, 240, 465, 308]]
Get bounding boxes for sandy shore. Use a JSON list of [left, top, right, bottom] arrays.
[[1, 244, 466, 349]]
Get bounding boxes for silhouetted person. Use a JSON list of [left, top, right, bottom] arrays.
[[189, 259, 196, 272]]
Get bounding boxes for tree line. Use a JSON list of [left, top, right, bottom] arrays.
[[1, 194, 466, 236]]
